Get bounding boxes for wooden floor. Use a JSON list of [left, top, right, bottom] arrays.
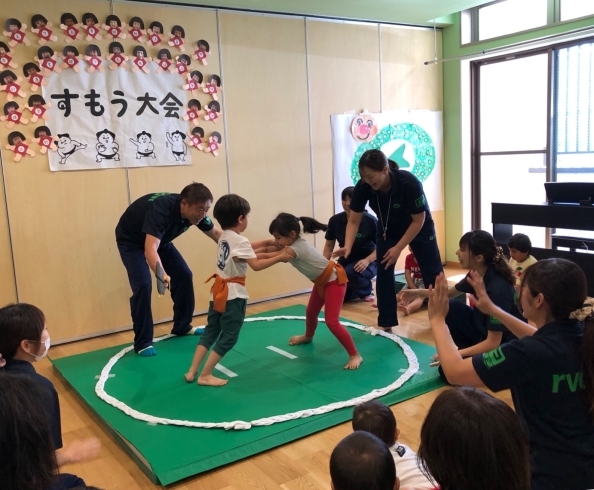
[[42, 267, 512, 489]]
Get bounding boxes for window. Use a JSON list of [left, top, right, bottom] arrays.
[[561, 0, 594, 22], [478, 0, 548, 41]]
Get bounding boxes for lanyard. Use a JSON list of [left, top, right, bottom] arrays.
[[375, 194, 392, 241]]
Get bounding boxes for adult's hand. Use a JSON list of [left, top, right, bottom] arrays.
[[354, 258, 370, 273], [332, 246, 351, 260], [428, 273, 449, 323], [380, 246, 401, 269]]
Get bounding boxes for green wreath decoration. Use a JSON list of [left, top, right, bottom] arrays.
[[350, 123, 435, 185]]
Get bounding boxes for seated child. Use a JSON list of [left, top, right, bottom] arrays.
[[330, 431, 399, 490], [508, 233, 537, 290], [352, 400, 434, 489], [397, 247, 425, 316], [184, 194, 291, 386]]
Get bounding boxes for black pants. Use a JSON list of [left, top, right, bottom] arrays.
[[117, 242, 195, 352], [375, 226, 442, 328], [46, 473, 85, 490], [342, 260, 377, 301]]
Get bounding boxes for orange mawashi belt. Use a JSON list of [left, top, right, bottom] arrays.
[[313, 262, 348, 298], [206, 274, 246, 313]]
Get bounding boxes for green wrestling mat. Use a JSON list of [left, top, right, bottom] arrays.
[[52, 305, 444, 486]]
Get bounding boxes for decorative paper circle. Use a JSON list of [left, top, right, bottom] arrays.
[[94, 316, 419, 430], [350, 123, 436, 184], [351, 114, 377, 142]]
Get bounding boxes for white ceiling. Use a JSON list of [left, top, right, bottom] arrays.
[[152, 0, 495, 26]]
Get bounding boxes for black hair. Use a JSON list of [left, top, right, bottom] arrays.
[[157, 48, 172, 59], [38, 46, 54, 57], [0, 303, 45, 360], [35, 126, 51, 138], [149, 21, 163, 33], [208, 74, 221, 86], [86, 44, 102, 56], [459, 230, 515, 286], [31, 14, 48, 27], [197, 39, 210, 51], [63, 46, 79, 56], [96, 129, 115, 140], [418, 387, 530, 490], [519, 259, 594, 418], [0, 70, 16, 84], [0, 374, 59, 490], [190, 70, 203, 83], [109, 42, 124, 54], [8, 131, 25, 146], [358, 149, 398, 174], [28, 94, 46, 106], [132, 45, 147, 57], [329, 431, 396, 490], [188, 99, 201, 110], [191, 127, 205, 138], [23, 62, 40, 77], [60, 13, 78, 25], [352, 400, 396, 446], [341, 186, 355, 201], [210, 131, 222, 143], [170, 130, 186, 140], [82, 13, 99, 25], [3, 101, 19, 115], [269, 212, 327, 237], [6, 18, 22, 30], [207, 100, 220, 112], [213, 194, 250, 229], [508, 233, 532, 254], [0, 41, 9, 52], [105, 15, 122, 26], [129, 17, 144, 29], [177, 54, 191, 65], [171, 25, 185, 37], [179, 182, 213, 205]]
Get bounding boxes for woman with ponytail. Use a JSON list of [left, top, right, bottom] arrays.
[[260, 213, 362, 369], [427, 258, 594, 490], [333, 149, 443, 331]]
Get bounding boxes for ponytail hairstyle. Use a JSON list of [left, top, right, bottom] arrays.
[[459, 230, 515, 286], [519, 258, 594, 419], [358, 149, 398, 177], [268, 212, 327, 237]]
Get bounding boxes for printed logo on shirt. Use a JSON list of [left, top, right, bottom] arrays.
[[148, 192, 172, 202], [217, 240, 230, 270], [356, 233, 363, 238], [552, 372, 585, 393], [182, 227, 189, 233], [489, 315, 502, 325], [395, 445, 406, 457], [415, 195, 426, 208], [392, 203, 400, 208], [483, 347, 506, 369], [203, 216, 212, 225]]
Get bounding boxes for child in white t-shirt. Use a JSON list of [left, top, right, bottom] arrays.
[[507, 233, 537, 290], [352, 400, 434, 489], [184, 194, 290, 387]]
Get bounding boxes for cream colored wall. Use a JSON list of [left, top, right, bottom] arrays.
[[0, 0, 442, 342]]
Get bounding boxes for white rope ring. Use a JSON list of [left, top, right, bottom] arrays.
[[95, 316, 419, 430]]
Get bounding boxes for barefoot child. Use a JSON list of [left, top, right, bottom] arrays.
[[184, 195, 291, 386], [397, 246, 425, 316], [261, 213, 363, 369]]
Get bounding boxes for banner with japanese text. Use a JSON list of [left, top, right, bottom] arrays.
[[43, 67, 191, 171]]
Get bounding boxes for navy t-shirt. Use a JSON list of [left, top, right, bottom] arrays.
[[473, 319, 594, 490], [455, 267, 521, 343], [3, 359, 63, 450], [349, 169, 433, 240], [115, 193, 214, 250], [325, 211, 377, 264]]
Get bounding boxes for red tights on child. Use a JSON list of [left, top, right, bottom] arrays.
[[305, 280, 358, 356]]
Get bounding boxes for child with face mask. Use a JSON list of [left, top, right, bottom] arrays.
[[0, 303, 100, 479]]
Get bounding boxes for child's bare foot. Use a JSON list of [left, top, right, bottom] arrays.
[[344, 355, 363, 370], [184, 371, 196, 383], [197, 374, 228, 386], [398, 304, 410, 316], [289, 335, 313, 345]]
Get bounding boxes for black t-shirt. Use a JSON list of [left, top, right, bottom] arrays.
[[115, 193, 214, 250], [455, 267, 521, 343], [473, 319, 594, 489], [349, 169, 433, 239], [3, 359, 63, 450], [325, 211, 377, 264]]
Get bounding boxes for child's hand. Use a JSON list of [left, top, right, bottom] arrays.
[[466, 270, 495, 315], [427, 273, 449, 322], [399, 289, 420, 303], [279, 247, 293, 262], [332, 247, 350, 259]]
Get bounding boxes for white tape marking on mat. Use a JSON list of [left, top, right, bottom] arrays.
[[266, 346, 297, 359], [215, 364, 238, 378], [94, 316, 419, 430], [95, 374, 115, 379]]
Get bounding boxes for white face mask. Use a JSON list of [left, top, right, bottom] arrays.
[[30, 336, 51, 362]]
